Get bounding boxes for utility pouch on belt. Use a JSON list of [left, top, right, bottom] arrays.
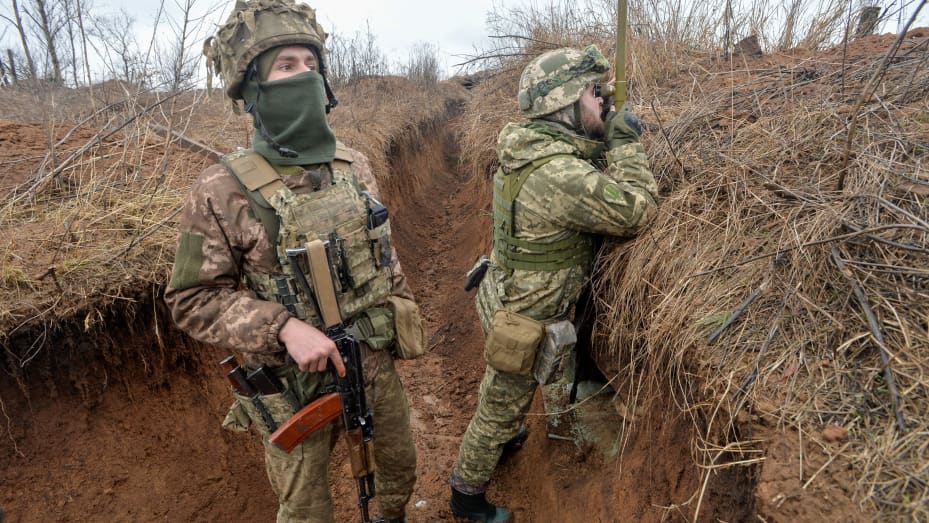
[[350, 306, 395, 351], [222, 400, 252, 433], [387, 295, 427, 359], [484, 310, 545, 375], [229, 390, 297, 436], [532, 320, 578, 385]]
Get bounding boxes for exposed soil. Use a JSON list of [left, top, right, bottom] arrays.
[[0, 101, 752, 522]]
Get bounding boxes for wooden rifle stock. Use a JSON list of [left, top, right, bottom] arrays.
[[269, 392, 342, 452]]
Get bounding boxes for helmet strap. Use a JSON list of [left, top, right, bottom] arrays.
[[573, 101, 583, 134], [323, 74, 339, 113]]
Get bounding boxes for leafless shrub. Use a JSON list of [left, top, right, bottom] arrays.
[[88, 9, 146, 86], [402, 42, 442, 86], [326, 22, 393, 89]]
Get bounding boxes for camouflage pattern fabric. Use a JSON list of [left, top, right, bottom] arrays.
[[165, 146, 414, 369], [517, 45, 611, 118], [262, 347, 416, 522], [164, 144, 417, 520], [231, 152, 394, 327], [451, 365, 536, 493], [479, 119, 658, 326], [454, 117, 658, 491]]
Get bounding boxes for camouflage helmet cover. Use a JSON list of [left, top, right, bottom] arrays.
[[203, 0, 329, 100], [517, 45, 611, 118]]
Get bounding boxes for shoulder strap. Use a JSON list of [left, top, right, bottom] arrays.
[[333, 142, 354, 174], [222, 150, 283, 243]]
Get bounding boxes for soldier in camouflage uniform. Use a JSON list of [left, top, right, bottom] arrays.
[[164, 1, 419, 521], [449, 45, 659, 522]]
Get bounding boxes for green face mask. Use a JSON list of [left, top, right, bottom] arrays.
[[242, 70, 337, 166]]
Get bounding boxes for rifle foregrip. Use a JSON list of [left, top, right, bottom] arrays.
[[269, 392, 342, 453], [344, 430, 376, 477]]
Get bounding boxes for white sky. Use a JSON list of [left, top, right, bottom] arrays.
[[2, 0, 927, 82], [95, 0, 512, 76]]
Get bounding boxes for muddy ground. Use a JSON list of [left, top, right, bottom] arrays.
[[0, 100, 756, 521]]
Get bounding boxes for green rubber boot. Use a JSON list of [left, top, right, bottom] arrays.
[[450, 488, 511, 522]]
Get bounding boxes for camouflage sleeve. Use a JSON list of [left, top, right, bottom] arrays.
[[164, 164, 291, 353], [348, 148, 416, 301], [520, 143, 658, 236]]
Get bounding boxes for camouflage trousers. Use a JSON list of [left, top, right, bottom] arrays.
[[260, 346, 417, 522], [451, 364, 537, 494]]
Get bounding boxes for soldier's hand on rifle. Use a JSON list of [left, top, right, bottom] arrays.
[[278, 317, 347, 377]]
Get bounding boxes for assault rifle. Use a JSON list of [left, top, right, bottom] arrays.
[[270, 239, 382, 523]]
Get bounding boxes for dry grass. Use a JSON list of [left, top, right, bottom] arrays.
[[601, 31, 929, 523], [0, 76, 467, 371], [456, 1, 928, 518]]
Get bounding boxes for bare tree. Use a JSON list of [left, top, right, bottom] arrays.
[[0, 50, 10, 84], [5, 48, 19, 81], [60, 0, 79, 84], [74, 0, 91, 85], [89, 9, 143, 84], [2, 0, 38, 79], [27, 0, 63, 82], [155, 0, 210, 91], [327, 22, 393, 88]]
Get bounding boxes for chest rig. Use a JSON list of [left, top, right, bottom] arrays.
[[222, 148, 393, 328], [493, 154, 593, 273]]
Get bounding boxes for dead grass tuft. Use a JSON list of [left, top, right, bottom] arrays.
[[0, 76, 467, 378], [456, 1, 929, 518], [598, 31, 929, 522]]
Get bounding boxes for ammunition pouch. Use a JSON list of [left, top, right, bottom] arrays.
[[387, 296, 427, 359], [221, 400, 251, 433], [348, 306, 396, 352], [229, 390, 297, 436], [484, 310, 545, 375], [222, 365, 329, 435]]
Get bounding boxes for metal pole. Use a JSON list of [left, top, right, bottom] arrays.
[[615, 0, 628, 108]]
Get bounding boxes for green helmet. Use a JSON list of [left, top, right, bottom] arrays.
[[517, 45, 611, 118], [203, 0, 329, 101]]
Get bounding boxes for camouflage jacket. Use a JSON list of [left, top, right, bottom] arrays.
[[476, 120, 658, 330], [164, 148, 414, 368]]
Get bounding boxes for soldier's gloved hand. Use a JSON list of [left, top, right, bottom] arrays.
[[604, 107, 643, 149]]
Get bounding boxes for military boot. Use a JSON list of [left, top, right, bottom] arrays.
[[383, 517, 405, 523], [450, 487, 511, 522]]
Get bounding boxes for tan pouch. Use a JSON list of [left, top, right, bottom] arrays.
[[232, 391, 295, 436], [387, 296, 427, 359], [484, 310, 545, 375], [351, 306, 396, 351], [222, 400, 252, 433]]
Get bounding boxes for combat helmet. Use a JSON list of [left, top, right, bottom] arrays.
[[203, 0, 334, 106], [517, 45, 611, 118]]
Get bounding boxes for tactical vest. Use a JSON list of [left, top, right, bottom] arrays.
[[222, 148, 392, 328], [492, 154, 593, 272]]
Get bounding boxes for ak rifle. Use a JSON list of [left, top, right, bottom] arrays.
[[270, 239, 382, 523]]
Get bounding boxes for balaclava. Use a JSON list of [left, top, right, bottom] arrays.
[[240, 45, 337, 165]]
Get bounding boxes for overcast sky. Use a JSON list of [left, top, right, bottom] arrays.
[[96, 0, 512, 76], [3, 0, 927, 82]]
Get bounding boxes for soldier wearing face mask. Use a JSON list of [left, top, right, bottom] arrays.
[[165, 1, 423, 521]]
